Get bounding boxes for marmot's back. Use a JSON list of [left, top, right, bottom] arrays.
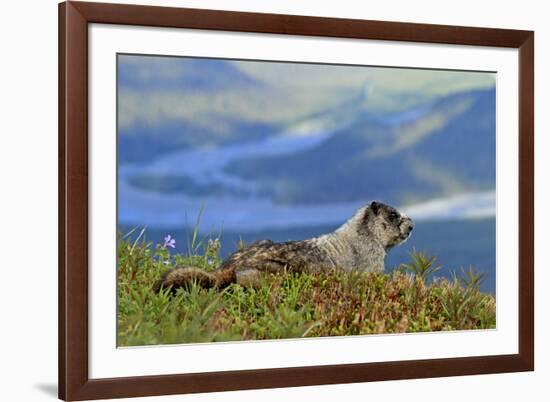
[[219, 239, 331, 274]]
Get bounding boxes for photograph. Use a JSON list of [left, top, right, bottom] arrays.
[[116, 54, 497, 346], [1, 0, 543, 400], [47, 0, 539, 400]]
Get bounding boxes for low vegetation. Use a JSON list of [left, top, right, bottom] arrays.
[[117, 230, 496, 347]]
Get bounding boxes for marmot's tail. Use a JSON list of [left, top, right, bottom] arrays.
[[152, 266, 235, 293]]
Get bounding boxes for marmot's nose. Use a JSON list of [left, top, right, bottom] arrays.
[[405, 222, 414, 233]]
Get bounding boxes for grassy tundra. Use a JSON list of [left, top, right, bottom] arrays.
[[117, 229, 496, 347]]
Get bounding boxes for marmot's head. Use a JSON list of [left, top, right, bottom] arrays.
[[356, 201, 414, 250]]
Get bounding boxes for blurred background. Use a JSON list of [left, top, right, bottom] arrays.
[[117, 54, 496, 293]]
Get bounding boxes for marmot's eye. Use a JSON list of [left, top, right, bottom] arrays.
[[389, 212, 399, 221]]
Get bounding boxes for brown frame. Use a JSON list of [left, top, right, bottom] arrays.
[[59, 1, 534, 400]]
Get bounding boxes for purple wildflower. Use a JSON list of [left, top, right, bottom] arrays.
[[163, 235, 176, 249]]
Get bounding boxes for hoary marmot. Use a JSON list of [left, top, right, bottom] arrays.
[[153, 201, 414, 292]]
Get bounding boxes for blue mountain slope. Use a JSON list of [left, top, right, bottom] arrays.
[[117, 57, 277, 164], [118, 119, 278, 164], [225, 88, 496, 205], [118, 56, 258, 91], [407, 89, 496, 187]]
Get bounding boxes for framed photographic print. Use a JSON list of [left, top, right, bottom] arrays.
[[59, 1, 534, 400]]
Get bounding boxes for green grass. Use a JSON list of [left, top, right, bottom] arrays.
[[117, 231, 496, 347]]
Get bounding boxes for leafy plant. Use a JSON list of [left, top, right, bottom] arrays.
[[459, 266, 486, 290], [398, 248, 442, 283]]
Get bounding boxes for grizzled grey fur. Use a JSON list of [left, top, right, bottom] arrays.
[[153, 201, 414, 292]]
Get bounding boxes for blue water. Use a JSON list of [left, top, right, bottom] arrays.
[[386, 218, 496, 294]]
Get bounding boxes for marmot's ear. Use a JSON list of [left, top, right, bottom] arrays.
[[370, 201, 381, 215]]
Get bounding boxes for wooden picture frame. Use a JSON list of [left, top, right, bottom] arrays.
[[59, 1, 534, 400]]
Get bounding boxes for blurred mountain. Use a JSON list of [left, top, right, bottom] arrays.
[[118, 55, 258, 91], [118, 118, 278, 164], [117, 56, 495, 165], [225, 88, 496, 205]]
